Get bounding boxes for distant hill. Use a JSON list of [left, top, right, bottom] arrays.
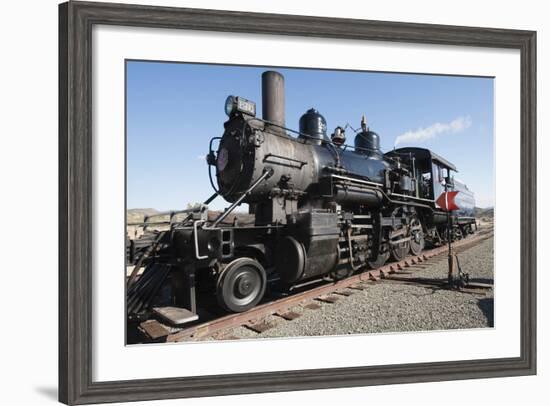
[[474, 207, 494, 218], [127, 208, 160, 223], [126, 208, 253, 226]]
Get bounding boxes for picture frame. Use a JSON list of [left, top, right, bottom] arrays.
[[58, 1, 536, 404]]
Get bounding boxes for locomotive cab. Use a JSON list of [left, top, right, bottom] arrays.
[[386, 147, 477, 238], [386, 147, 458, 201]]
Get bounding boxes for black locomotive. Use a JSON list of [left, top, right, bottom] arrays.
[[127, 70, 476, 324]]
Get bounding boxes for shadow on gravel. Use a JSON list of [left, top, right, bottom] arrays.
[[469, 277, 494, 285], [409, 289, 438, 298], [477, 297, 494, 327]]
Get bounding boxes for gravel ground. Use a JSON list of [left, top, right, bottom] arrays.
[[214, 236, 494, 340]]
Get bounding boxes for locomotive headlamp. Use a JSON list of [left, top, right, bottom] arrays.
[[224, 95, 256, 117]]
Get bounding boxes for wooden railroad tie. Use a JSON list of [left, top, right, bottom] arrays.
[[244, 320, 276, 333], [274, 310, 302, 320], [139, 320, 170, 340], [334, 290, 355, 297], [303, 302, 322, 310], [315, 295, 340, 303]]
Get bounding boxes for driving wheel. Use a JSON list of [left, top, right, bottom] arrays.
[[409, 218, 425, 256], [367, 241, 390, 269], [390, 239, 410, 261]]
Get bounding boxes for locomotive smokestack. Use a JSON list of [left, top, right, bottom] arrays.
[[262, 71, 286, 134]]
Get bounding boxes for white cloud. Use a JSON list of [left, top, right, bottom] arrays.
[[394, 116, 472, 146], [474, 195, 495, 208], [197, 154, 206, 160]]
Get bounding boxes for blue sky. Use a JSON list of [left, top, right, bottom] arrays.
[[126, 61, 494, 210]]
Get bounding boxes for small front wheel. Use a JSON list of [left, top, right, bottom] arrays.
[[216, 257, 267, 313]]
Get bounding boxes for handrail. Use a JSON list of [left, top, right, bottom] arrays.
[[192, 169, 274, 260]]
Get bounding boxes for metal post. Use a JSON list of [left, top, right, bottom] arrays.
[[174, 264, 197, 314], [444, 177, 454, 287], [185, 266, 196, 314], [447, 209, 455, 287]]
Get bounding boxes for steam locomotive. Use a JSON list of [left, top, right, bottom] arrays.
[[127, 70, 476, 325]]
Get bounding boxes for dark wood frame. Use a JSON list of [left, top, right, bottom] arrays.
[[59, 1, 537, 404]]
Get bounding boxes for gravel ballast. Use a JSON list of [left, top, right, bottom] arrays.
[[214, 236, 494, 340]]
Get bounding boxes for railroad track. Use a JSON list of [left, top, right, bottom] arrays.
[[138, 227, 493, 343]]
